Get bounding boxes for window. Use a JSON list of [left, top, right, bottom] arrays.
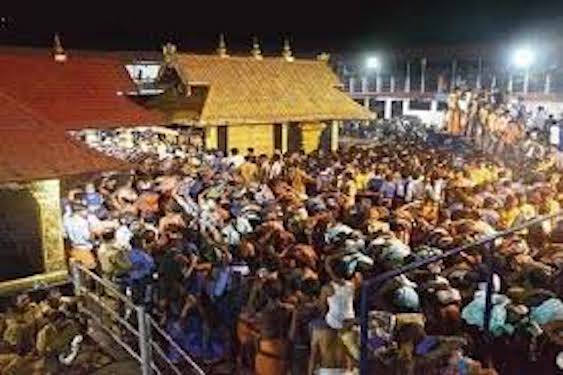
[[409, 100, 432, 110]]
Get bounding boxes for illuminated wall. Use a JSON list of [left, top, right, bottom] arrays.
[[0, 179, 67, 294], [228, 124, 274, 155], [301, 122, 326, 153]]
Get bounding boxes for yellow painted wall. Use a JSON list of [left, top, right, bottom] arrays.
[[301, 122, 326, 153], [228, 124, 274, 155], [205, 126, 218, 150]]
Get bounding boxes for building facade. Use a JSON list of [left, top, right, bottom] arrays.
[[0, 45, 163, 293], [336, 42, 563, 125], [148, 42, 373, 154]]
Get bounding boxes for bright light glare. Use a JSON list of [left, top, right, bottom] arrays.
[[512, 48, 535, 69], [366, 56, 380, 70]]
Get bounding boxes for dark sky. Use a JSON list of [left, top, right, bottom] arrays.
[[1, 0, 563, 54]]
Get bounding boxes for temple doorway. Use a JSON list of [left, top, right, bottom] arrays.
[[287, 123, 302, 153], [217, 126, 228, 154], [0, 188, 44, 282]]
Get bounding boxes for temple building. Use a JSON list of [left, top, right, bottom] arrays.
[[147, 39, 373, 154], [0, 43, 163, 292]]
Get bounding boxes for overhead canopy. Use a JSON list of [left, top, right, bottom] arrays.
[[0, 48, 165, 131], [0, 91, 130, 183], [169, 54, 374, 125]]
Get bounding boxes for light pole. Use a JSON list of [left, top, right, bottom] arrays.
[[512, 47, 535, 94], [365, 55, 381, 92]]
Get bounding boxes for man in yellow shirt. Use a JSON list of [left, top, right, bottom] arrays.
[[500, 194, 521, 229], [239, 156, 259, 186], [354, 166, 371, 192]]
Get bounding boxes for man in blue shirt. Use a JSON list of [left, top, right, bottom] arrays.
[[126, 236, 155, 305]]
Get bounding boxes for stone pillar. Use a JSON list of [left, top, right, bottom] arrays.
[[29, 180, 66, 273], [507, 74, 514, 94], [205, 126, 218, 150], [330, 120, 339, 152], [405, 61, 411, 93], [349, 77, 355, 93], [544, 73, 552, 94], [390, 75, 396, 93], [420, 58, 427, 93], [384, 99, 393, 120], [363, 97, 370, 109], [450, 59, 457, 91], [281, 123, 289, 153], [361, 76, 369, 93]]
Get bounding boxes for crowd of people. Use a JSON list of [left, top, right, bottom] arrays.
[[0, 288, 114, 374], [445, 88, 562, 159], [53, 129, 563, 375]]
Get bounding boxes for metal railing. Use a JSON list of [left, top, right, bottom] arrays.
[[358, 211, 563, 375], [70, 262, 206, 375]]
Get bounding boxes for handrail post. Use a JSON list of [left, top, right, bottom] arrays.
[[483, 241, 494, 336], [138, 306, 153, 375], [70, 261, 81, 295], [359, 281, 370, 375], [482, 241, 495, 367]]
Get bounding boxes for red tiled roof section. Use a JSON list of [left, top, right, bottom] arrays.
[[0, 50, 165, 130], [0, 92, 130, 183]]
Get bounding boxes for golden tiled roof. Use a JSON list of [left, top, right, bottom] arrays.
[[172, 54, 374, 125]]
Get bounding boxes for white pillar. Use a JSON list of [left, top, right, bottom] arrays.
[[384, 99, 393, 120], [390, 75, 396, 93], [430, 99, 438, 112], [376, 73, 382, 92], [281, 123, 288, 153], [491, 75, 497, 90], [405, 62, 411, 93], [361, 76, 369, 93], [507, 74, 514, 94], [523, 69, 530, 94], [349, 77, 355, 93], [363, 97, 370, 109], [420, 58, 427, 93], [402, 99, 410, 114], [330, 120, 339, 152], [545, 73, 552, 94]]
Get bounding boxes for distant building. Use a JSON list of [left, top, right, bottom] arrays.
[[335, 41, 563, 125]]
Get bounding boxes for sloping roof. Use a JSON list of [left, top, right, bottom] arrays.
[[0, 91, 130, 183], [0, 49, 165, 131], [171, 54, 374, 125]]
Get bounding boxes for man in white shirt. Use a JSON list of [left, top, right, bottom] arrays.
[[227, 148, 245, 169], [269, 154, 283, 180], [64, 205, 93, 250], [64, 204, 97, 269]]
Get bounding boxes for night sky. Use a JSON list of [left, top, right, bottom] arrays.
[[1, 0, 563, 54]]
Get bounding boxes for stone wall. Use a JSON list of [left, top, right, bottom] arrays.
[[0, 179, 67, 294]]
